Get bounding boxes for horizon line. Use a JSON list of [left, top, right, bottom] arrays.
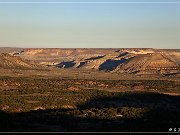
[[0, 1, 180, 4], [0, 47, 179, 49]]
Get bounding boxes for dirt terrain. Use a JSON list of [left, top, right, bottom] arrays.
[[0, 48, 179, 132]]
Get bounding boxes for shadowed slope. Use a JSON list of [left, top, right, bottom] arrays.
[[117, 53, 180, 75], [0, 92, 180, 132], [99, 59, 127, 71]]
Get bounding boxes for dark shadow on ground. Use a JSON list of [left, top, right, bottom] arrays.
[[99, 59, 127, 71], [116, 52, 129, 58], [77, 62, 87, 68], [56, 61, 76, 68], [0, 92, 180, 132], [85, 55, 105, 61]]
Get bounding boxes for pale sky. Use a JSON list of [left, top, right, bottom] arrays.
[[0, 0, 180, 48]]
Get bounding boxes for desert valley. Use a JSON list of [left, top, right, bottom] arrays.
[[0, 47, 180, 132]]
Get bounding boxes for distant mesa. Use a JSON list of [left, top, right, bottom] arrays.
[[0, 48, 179, 76], [0, 53, 44, 70]]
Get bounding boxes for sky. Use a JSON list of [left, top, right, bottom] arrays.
[[0, 0, 180, 48]]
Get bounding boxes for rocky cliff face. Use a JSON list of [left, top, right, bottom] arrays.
[[1, 48, 179, 76]]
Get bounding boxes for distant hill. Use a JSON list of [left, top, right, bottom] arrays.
[[0, 47, 24, 54], [0, 47, 179, 76], [0, 53, 44, 70], [115, 52, 179, 76]]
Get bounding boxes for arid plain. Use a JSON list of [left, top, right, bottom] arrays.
[[0, 48, 180, 132]]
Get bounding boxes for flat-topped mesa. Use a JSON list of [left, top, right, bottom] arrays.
[[0, 48, 179, 76], [116, 53, 180, 76]]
